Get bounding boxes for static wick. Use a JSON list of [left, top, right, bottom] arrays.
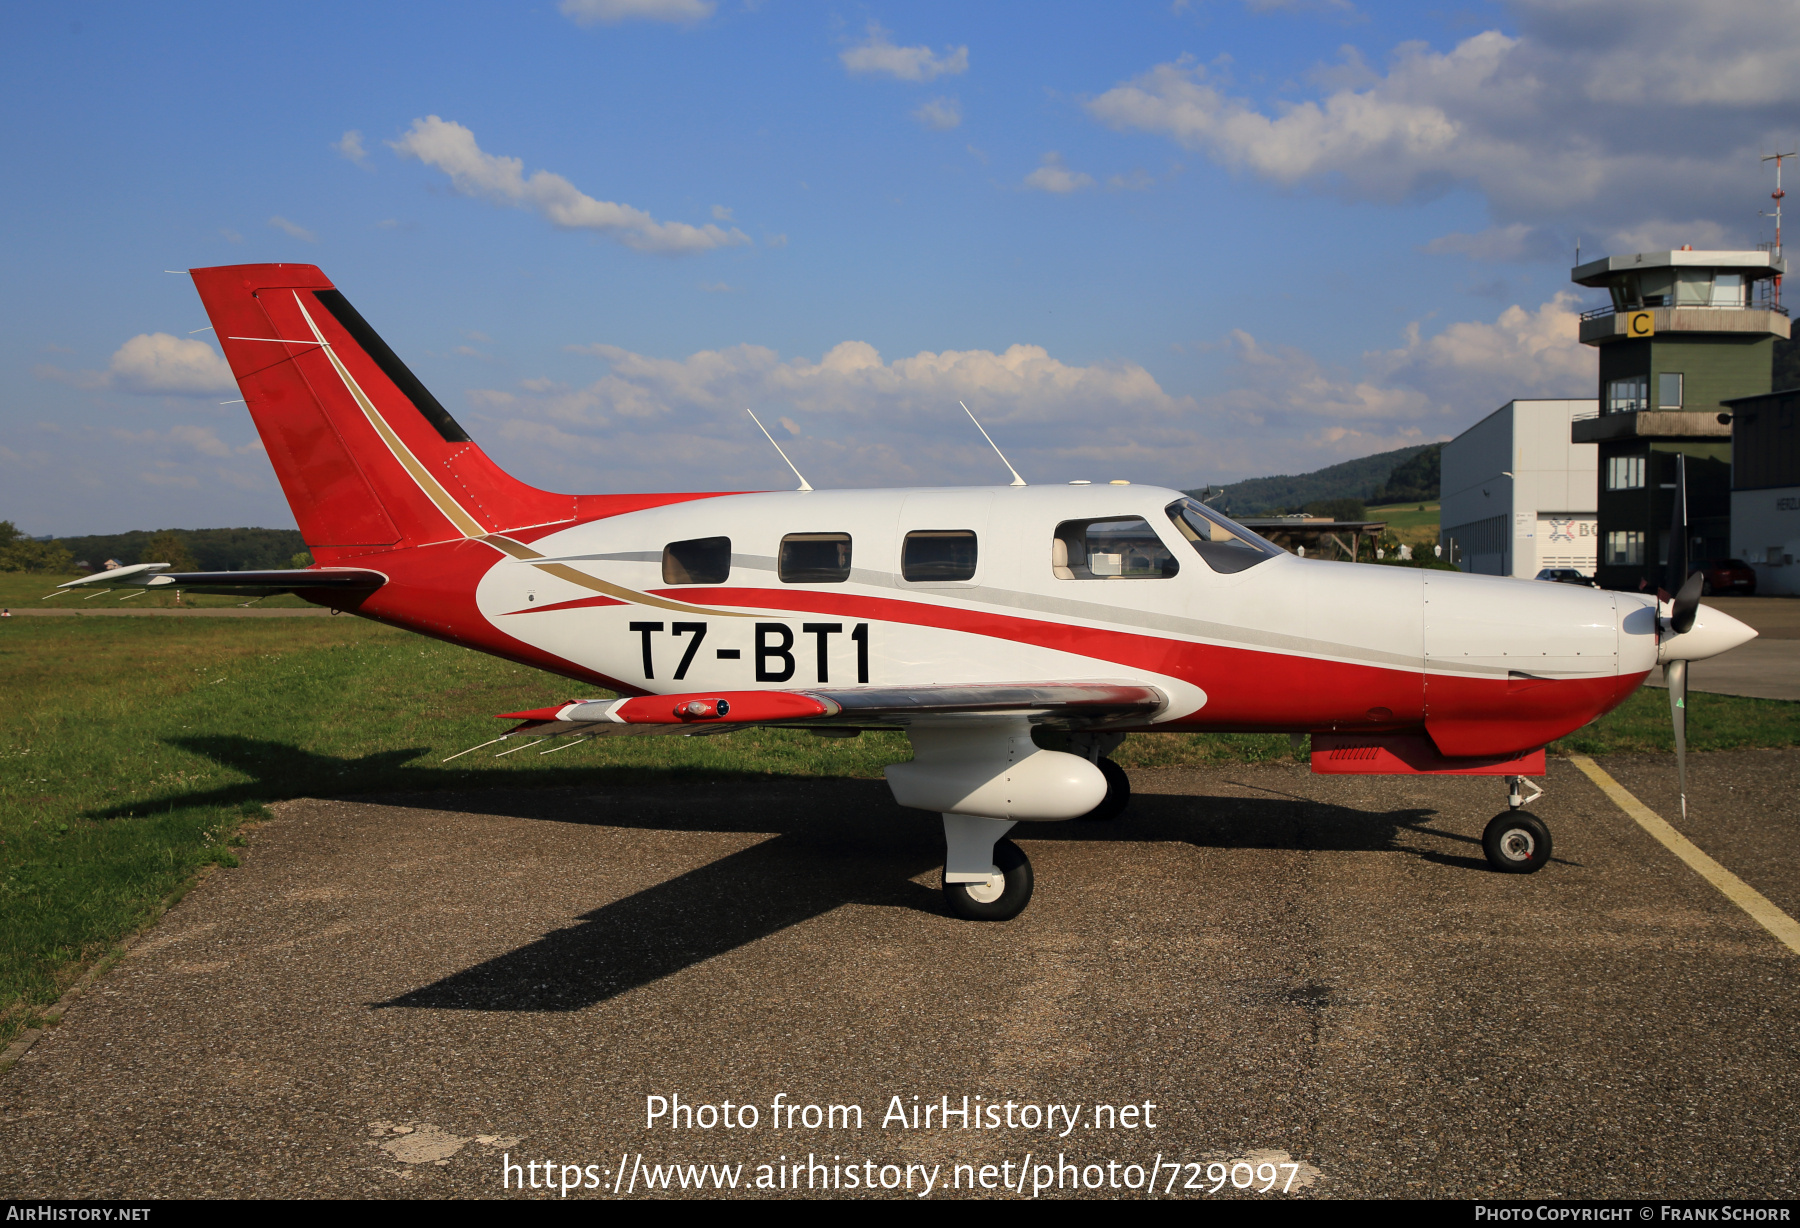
[[442, 735, 510, 763], [745, 408, 813, 492], [960, 401, 1026, 487]]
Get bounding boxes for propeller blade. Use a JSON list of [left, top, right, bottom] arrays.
[[1670, 569, 1704, 636], [1666, 657, 1689, 821], [1663, 453, 1690, 597]]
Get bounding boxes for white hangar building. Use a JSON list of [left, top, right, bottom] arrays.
[[1440, 399, 1600, 578]]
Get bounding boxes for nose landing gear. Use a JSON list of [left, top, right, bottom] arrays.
[[1482, 774, 1552, 873]]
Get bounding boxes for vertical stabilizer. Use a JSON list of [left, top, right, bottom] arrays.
[[189, 264, 575, 561]]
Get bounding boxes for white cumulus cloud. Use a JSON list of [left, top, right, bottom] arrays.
[[1023, 152, 1094, 194], [912, 97, 962, 131], [1086, 1, 1800, 250], [333, 130, 369, 165], [390, 116, 749, 255], [559, 0, 715, 25], [841, 22, 969, 82], [108, 334, 237, 396]]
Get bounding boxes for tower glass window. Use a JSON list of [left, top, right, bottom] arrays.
[[1606, 455, 1645, 490], [1658, 373, 1683, 409], [1605, 530, 1645, 566], [1607, 375, 1648, 414]]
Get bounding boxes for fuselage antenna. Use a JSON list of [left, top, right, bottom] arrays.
[[745, 408, 813, 492], [959, 401, 1027, 487]]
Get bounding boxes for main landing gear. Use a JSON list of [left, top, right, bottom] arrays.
[[1482, 775, 1552, 874], [942, 822, 1035, 922]]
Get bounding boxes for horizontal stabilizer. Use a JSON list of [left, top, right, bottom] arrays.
[[58, 567, 387, 595]]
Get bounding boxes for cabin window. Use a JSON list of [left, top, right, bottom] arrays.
[[902, 530, 978, 582], [1052, 517, 1179, 579], [1164, 498, 1281, 573], [780, 533, 852, 583], [662, 536, 731, 585]]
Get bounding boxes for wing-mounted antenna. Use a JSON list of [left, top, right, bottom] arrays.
[[745, 408, 813, 492], [959, 401, 1027, 487]]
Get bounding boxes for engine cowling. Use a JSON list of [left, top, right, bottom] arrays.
[[885, 724, 1107, 821]]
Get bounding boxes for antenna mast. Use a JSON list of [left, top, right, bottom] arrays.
[[1763, 148, 1795, 308], [959, 401, 1027, 487], [744, 408, 812, 492]]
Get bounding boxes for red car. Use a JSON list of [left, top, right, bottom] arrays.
[[1698, 559, 1757, 596]]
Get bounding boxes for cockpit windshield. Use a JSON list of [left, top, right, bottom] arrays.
[[1164, 498, 1282, 574]]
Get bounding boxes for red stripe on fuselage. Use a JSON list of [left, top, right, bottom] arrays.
[[323, 538, 647, 694], [504, 594, 627, 616], [649, 585, 1645, 752]]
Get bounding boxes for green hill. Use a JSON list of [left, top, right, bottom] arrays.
[[1190, 443, 1441, 516]]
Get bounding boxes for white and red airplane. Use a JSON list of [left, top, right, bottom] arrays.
[[66, 264, 1758, 920]]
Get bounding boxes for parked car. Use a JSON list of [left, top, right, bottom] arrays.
[[1534, 568, 1598, 586], [1696, 559, 1756, 596]]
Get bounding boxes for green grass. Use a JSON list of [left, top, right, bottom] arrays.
[[1, 613, 1795, 1044], [1367, 502, 1441, 532], [0, 571, 308, 609]]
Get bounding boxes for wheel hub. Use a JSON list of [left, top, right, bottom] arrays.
[[964, 868, 1005, 903], [1500, 828, 1536, 861]]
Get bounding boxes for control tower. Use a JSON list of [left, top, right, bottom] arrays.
[[1570, 247, 1789, 589]]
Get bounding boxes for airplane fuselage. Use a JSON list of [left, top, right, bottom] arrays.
[[335, 482, 1655, 756]]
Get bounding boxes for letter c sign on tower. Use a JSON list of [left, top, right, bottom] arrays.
[[1627, 311, 1655, 338]]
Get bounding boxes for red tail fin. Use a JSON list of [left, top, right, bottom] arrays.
[[190, 264, 575, 561]]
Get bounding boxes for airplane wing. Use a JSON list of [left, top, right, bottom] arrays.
[[483, 681, 1167, 749], [57, 565, 386, 597]]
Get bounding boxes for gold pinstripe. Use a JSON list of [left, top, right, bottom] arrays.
[[481, 536, 752, 617], [291, 293, 488, 539]]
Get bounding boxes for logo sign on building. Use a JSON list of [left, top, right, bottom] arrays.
[[1627, 311, 1655, 338]]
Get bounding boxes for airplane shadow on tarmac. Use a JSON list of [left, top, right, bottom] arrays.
[[105, 735, 1479, 1013]]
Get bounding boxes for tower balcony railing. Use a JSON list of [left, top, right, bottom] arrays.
[[1579, 301, 1789, 322]]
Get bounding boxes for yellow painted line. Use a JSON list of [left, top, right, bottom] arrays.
[[1569, 754, 1800, 957]]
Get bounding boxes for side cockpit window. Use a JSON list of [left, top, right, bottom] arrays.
[[1165, 499, 1281, 574], [780, 533, 852, 583], [662, 536, 731, 585], [902, 530, 977, 582], [1052, 518, 1179, 579]]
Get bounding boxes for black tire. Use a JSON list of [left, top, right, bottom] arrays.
[[1077, 758, 1131, 822], [1483, 811, 1552, 874], [943, 838, 1034, 921]]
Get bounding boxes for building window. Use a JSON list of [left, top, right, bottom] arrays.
[[1712, 273, 1745, 307], [1658, 372, 1683, 409], [1607, 375, 1647, 414], [1605, 455, 1645, 490], [1605, 530, 1644, 566]]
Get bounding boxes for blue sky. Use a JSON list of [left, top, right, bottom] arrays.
[[3, 0, 1794, 534]]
